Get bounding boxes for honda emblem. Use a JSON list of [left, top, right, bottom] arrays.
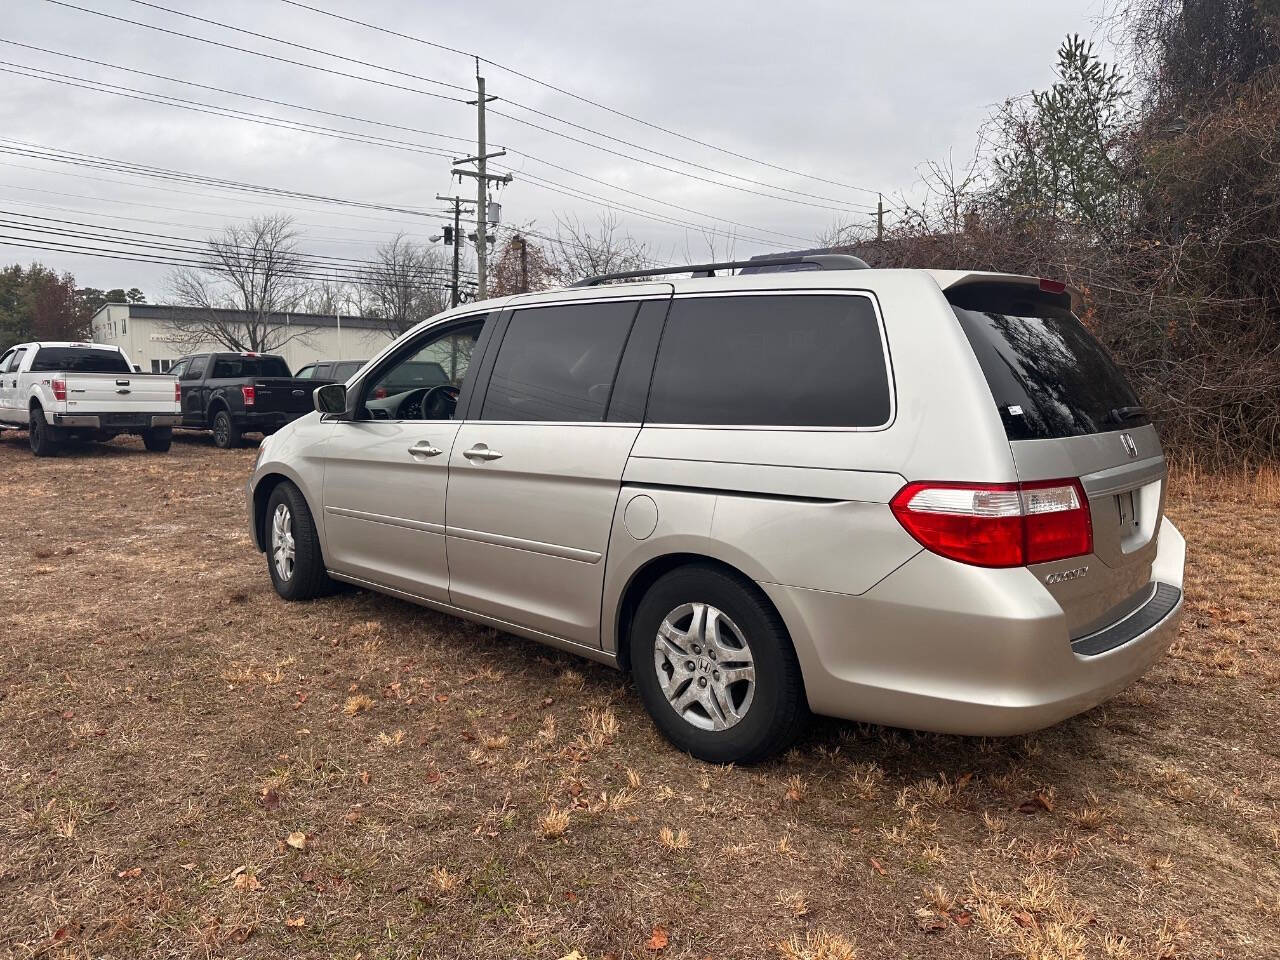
[[1120, 433, 1138, 458]]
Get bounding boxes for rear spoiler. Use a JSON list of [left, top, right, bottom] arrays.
[[928, 270, 1084, 313]]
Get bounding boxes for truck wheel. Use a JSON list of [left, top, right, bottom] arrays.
[[629, 564, 810, 764], [28, 408, 61, 457], [212, 409, 241, 449], [142, 427, 173, 452], [266, 481, 333, 601]]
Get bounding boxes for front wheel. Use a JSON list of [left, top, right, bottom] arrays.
[[142, 427, 172, 452], [630, 565, 809, 764], [265, 481, 333, 601], [212, 409, 242, 449], [28, 409, 61, 457]]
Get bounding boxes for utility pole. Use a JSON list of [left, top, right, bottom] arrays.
[[876, 193, 885, 243], [435, 194, 472, 307], [514, 234, 528, 293], [453, 60, 512, 300]]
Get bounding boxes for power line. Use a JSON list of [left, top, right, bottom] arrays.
[[0, 42, 814, 244], [2, 67, 806, 248], [42, 0, 879, 214], [276, 0, 885, 198], [0, 209, 463, 277], [0, 137, 445, 218]]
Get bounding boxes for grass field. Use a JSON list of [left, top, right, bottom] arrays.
[[0, 431, 1277, 959]]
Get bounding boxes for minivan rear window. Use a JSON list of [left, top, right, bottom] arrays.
[[949, 283, 1148, 441], [30, 347, 130, 373]]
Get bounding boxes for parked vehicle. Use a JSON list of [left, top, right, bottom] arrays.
[[294, 359, 366, 382], [171, 352, 321, 448], [247, 255, 1186, 763], [0, 341, 180, 456]]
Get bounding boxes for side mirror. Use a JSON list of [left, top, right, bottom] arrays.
[[314, 382, 348, 416]]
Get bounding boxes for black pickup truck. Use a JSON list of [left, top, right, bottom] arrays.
[[170, 352, 329, 448]]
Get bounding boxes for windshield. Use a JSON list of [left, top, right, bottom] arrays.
[[30, 347, 131, 373], [950, 283, 1149, 441]]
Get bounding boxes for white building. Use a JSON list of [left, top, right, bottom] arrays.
[[88, 303, 398, 373]]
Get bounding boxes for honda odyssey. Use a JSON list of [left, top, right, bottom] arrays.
[[247, 255, 1185, 763]]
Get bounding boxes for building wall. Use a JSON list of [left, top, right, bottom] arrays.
[[88, 306, 397, 374]]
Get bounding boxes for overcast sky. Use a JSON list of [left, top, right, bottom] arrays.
[[0, 0, 1114, 296]]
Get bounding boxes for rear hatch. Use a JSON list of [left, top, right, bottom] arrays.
[[945, 278, 1167, 638]]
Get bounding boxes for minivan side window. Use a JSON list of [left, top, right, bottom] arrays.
[[480, 301, 638, 422], [646, 294, 891, 427]]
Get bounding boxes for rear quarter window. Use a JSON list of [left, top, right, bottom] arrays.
[[646, 293, 891, 427], [949, 283, 1148, 441]]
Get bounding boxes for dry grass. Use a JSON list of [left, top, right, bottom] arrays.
[[0, 432, 1278, 958]]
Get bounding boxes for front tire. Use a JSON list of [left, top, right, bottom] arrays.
[[630, 564, 809, 764], [212, 409, 241, 449], [142, 427, 172, 452], [265, 481, 332, 601], [28, 408, 61, 457]]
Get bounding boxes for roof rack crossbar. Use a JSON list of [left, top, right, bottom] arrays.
[[568, 253, 870, 288]]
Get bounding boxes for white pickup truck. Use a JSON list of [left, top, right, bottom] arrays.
[[0, 341, 182, 456]]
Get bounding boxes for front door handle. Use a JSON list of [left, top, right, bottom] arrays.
[[463, 443, 503, 462], [407, 441, 443, 458]]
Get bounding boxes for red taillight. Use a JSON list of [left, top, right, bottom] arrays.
[[52, 378, 67, 401], [890, 479, 1092, 568], [241, 384, 256, 406], [174, 380, 181, 402]]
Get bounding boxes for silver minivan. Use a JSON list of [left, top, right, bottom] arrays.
[[247, 256, 1185, 763]]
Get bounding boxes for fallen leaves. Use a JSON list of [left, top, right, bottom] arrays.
[[645, 924, 669, 951], [116, 867, 142, 880], [233, 871, 263, 892], [285, 831, 308, 850], [284, 915, 306, 929], [1018, 790, 1056, 814]]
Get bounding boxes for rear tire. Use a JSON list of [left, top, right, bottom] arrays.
[[265, 481, 333, 601], [142, 427, 172, 452], [629, 564, 809, 764], [212, 409, 241, 449], [28, 408, 60, 457]]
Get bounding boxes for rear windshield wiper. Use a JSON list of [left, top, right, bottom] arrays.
[[1107, 405, 1147, 424]]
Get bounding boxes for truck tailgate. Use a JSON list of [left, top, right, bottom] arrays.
[[249, 378, 318, 415], [62, 371, 180, 414]]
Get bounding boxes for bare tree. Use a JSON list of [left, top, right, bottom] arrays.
[[164, 214, 319, 352], [547, 212, 652, 282], [365, 234, 450, 336], [490, 227, 560, 295]]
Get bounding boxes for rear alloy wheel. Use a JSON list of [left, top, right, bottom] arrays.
[[28, 409, 60, 457], [212, 409, 241, 449], [630, 565, 809, 764], [265, 481, 332, 601]]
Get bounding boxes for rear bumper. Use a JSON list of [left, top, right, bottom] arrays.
[[50, 412, 182, 429], [763, 517, 1186, 736], [236, 410, 303, 432]]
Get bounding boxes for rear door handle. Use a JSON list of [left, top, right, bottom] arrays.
[[463, 443, 503, 462], [407, 441, 443, 458]]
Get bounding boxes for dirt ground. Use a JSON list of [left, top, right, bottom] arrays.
[[0, 431, 1276, 960]]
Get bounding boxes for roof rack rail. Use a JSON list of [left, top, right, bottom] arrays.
[[568, 253, 870, 288]]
